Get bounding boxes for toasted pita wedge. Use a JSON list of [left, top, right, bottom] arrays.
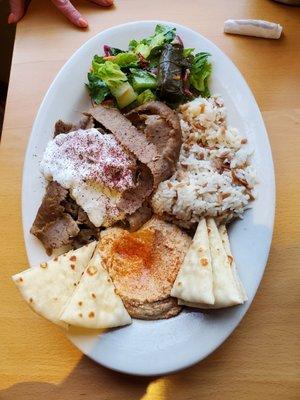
[[60, 250, 131, 329], [171, 218, 214, 305], [179, 222, 247, 309], [12, 242, 97, 327], [218, 225, 247, 302], [205, 218, 244, 308]]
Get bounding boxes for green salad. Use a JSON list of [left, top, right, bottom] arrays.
[[86, 24, 212, 109]]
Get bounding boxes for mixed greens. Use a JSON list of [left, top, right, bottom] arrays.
[[86, 24, 212, 109]]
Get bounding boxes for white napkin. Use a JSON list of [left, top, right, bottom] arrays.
[[224, 19, 282, 39]]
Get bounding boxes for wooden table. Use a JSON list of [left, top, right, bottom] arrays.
[[0, 0, 299, 398]]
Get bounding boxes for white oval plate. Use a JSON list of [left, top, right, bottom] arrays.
[[22, 21, 275, 376]]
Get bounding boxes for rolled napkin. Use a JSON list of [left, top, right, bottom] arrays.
[[224, 19, 282, 39]]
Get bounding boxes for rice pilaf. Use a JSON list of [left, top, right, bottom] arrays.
[[151, 96, 257, 227]]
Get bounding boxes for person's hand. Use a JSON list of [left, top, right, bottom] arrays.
[[8, 0, 114, 28]]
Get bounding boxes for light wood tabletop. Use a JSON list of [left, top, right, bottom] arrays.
[[0, 0, 299, 399]]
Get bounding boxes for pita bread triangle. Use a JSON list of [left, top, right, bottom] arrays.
[[171, 218, 215, 305], [175, 219, 247, 309], [60, 249, 132, 329], [218, 224, 247, 303], [12, 242, 97, 327], [205, 218, 245, 308]]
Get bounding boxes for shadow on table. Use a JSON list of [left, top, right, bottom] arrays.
[[0, 356, 151, 400], [0, 344, 227, 400]]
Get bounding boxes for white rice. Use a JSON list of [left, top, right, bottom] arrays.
[[151, 95, 257, 227]]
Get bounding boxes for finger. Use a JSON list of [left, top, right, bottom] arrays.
[[51, 0, 88, 28], [8, 0, 25, 24], [89, 0, 114, 7]]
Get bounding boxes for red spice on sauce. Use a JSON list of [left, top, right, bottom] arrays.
[[113, 229, 156, 269]]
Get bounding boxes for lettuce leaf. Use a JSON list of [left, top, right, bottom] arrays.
[[154, 24, 176, 42], [92, 52, 138, 70], [90, 61, 137, 108], [91, 55, 105, 72], [189, 52, 212, 97], [136, 89, 156, 105], [92, 61, 127, 91], [86, 73, 110, 104], [113, 52, 139, 67], [129, 24, 176, 59]]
